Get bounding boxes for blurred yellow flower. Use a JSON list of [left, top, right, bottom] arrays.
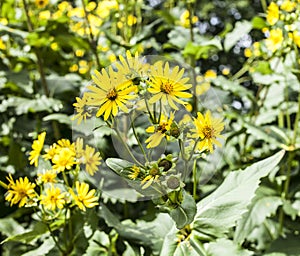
[[190, 110, 224, 153], [82, 145, 101, 176], [180, 10, 198, 28], [196, 82, 210, 96], [50, 42, 59, 51], [108, 53, 117, 63], [72, 94, 92, 124], [58, 1, 71, 11], [29, 131, 46, 167], [35, 0, 49, 8], [222, 67, 230, 76], [266, 2, 279, 25], [204, 69, 217, 79], [40, 186, 66, 211], [69, 181, 99, 211], [79, 60, 90, 74], [68, 7, 85, 18], [5, 176, 36, 207], [70, 64, 79, 72], [0, 39, 6, 50], [244, 48, 252, 58], [0, 18, 8, 25], [39, 10, 51, 20], [127, 14, 137, 26], [96, 0, 119, 19], [37, 170, 57, 184], [86, 2, 97, 11], [265, 28, 284, 52], [75, 49, 85, 57], [281, 0, 296, 12], [289, 30, 300, 48], [147, 61, 192, 110]]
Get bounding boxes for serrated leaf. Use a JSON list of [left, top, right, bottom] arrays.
[[193, 150, 284, 237], [234, 187, 282, 244], [224, 20, 252, 51]]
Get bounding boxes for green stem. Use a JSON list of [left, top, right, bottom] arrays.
[[260, 0, 267, 12], [46, 222, 65, 254], [192, 159, 197, 199], [292, 92, 300, 145]]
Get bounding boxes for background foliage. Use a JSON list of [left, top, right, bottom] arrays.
[[1, 0, 300, 255]]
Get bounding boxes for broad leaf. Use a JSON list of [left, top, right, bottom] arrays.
[[234, 186, 282, 244], [193, 150, 284, 237]]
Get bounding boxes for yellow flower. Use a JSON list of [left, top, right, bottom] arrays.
[[115, 51, 148, 80], [128, 165, 141, 180], [79, 60, 90, 74], [52, 147, 76, 173], [147, 61, 192, 110], [222, 67, 230, 76], [40, 186, 66, 211], [190, 111, 225, 153], [82, 145, 101, 176], [35, 0, 49, 8], [266, 2, 279, 25], [96, 0, 119, 19], [43, 143, 57, 161], [145, 112, 175, 148], [69, 64, 79, 72], [141, 167, 161, 189], [127, 15, 137, 26], [69, 181, 99, 211], [204, 69, 217, 79], [85, 67, 137, 121], [37, 170, 57, 184], [39, 10, 51, 20], [180, 10, 198, 28], [68, 7, 85, 18], [5, 176, 36, 207], [50, 42, 59, 51], [265, 28, 284, 52], [289, 30, 300, 48], [244, 48, 252, 58], [0, 38, 6, 50], [29, 132, 46, 167], [281, 0, 296, 12]]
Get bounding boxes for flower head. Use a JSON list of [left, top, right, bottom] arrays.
[[40, 186, 66, 211], [37, 170, 57, 184], [190, 111, 224, 153], [85, 67, 137, 120], [29, 132, 46, 167], [128, 165, 141, 180], [265, 28, 284, 52], [82, 145, 101, 176], [72, 94, 92, 124], [141, 166, 161, 189], [147, 61, 192, 110], [52, 147, 76, 173], [35, 0, 49, 8], [266, 2, 279, 25], [5, 176, 36, 207], [145, 112, 175, 148], [69, 181, 99, 211]]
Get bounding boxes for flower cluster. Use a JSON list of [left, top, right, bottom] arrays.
[[1, 132, 100, 212], [245, 0, 300, 57], [73, 51, 225, 192]]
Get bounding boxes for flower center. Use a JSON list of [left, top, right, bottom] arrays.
[[157, 123, 167, 133], [160, 81, 173, 94], [149, 168, 159, 176], [107, 88, 117, 100], [203, 126, 214, 139]]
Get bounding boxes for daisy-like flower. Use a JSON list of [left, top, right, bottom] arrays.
[[280, 0, 296, 12], [115, 51, 148, 81], [265, 28, 284, 52], [69, 181, 99, 211], [145, 112, 175, 148], [190, 110, 224, 153], [72, 94, 92, 124], [266, 2, 279, 25], [141, 166, 161, 189], [37, 170, 57, 184], [29, 132, 46, 167], [35, 0, 49, 8], [128, 165, 141, 180], [82, 145, 101, 176], [52, 147, 76, 173], [85, 66, 137, 121], [40, 186, 66, 211], [147, 61, 192, 110], [5, 176, 36, 207], [43, 143, 57, 161]]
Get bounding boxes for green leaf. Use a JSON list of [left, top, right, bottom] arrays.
[[0, 218, 25, 239], [207, 238, 254, 256], [169, 190, 196, 229], [193, 150, 285, 237], [83, 230, 110, 256], [251, 16, 267, 30], [224, 20, 252, 51], [1, 221, 48, 244], [105, 158, 134, 178], [43, 113, 72, 126], [234, 186, 282, 244], [21, 237, 55, 256]]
